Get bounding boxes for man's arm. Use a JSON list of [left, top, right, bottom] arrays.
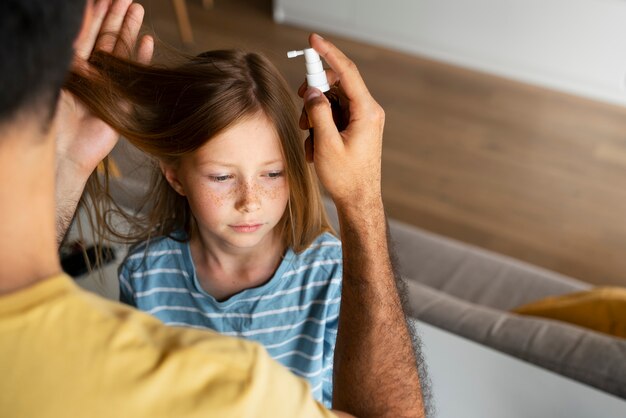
[[55, 0, 153, 245], [334, 196, 425, 417], [302, 34, 425, 417]]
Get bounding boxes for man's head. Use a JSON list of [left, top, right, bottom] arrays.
[[0, 0, 89, 294], [0, 0, 87, 130]]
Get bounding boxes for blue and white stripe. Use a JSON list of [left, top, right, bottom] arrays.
[[119, 232, 342, 407]]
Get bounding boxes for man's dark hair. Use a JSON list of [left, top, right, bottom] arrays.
[[0, 0, 86, 127]]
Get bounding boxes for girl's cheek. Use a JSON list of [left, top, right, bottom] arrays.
[[260, 178, 288, 200], [201, 183, 238, 207]]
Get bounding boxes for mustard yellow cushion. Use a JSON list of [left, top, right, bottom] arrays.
[[512, 287, 626, 339]]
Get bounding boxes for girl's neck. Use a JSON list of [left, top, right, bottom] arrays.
[[189, 226, 286, 301]]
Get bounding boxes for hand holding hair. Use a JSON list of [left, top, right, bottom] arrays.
[[54, 0, 154, 245], [56, 0, 154, 177]]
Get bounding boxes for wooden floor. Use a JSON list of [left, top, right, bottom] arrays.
[[138, 0, 626, 286]]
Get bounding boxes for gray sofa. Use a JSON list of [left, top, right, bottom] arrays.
[[322, 200, 626, 399], [105, 140, 626, 399]]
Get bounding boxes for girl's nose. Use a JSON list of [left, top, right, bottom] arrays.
[[235, 182, 261, 213]]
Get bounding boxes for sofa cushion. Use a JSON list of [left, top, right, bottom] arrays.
[[406, 279, 626, 399], [513, 287, 626, 339]]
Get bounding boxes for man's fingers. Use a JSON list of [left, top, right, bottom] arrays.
[[95, 0, 133, 52], [309, 33, 369, 103], [304, 136, 314, 163], [75, 0, 110, 60], [298, 79, 307, 98], [297, 70, 339, 98], [136, 35, 154, 64], [113, 3, 144, 58], [326, 70, 340, 89], [303, 88, 338, 145], [299, 108, 309, 130]]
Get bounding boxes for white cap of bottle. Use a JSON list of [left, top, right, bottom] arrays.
[[287, 48, 330, 93]]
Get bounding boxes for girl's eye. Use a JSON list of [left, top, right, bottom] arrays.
[[209, 175, 233, 183], [266, 171, 284, 179]]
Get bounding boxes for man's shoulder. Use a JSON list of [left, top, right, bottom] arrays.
[[83, 294, 329, 416], [33, 285, 301, 408], [1, 279, 333, 417]]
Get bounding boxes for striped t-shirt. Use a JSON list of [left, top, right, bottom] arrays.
[[118, 232, 342, 407]]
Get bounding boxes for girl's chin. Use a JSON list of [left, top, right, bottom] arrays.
[[219, 229, 275, 250], [194, 224, 280, 252]]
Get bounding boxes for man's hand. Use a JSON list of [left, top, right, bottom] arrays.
[[298, 33, 385, 210], [56, 0, 153, 177], [54, 0, 153, 245]]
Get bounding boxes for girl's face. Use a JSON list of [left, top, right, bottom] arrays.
[[162, 113, 290, 252]]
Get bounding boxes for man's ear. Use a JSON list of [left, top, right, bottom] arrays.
[[160, 161, 186, 196]]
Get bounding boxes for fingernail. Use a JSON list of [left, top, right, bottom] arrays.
[[304, 88, 322, 102], [312, 33, 324, 41]]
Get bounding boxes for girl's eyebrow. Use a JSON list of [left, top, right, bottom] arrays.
[[261, 159, 283, 166], [199, 160, 236, 167], [198, 159, 283, 167]]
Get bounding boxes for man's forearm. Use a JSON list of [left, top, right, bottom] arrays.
[[333, 196, 425, 418]]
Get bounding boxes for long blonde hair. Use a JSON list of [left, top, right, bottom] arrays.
[[66, 49, 332, 253]]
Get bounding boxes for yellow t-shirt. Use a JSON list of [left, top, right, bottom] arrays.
[[0, 274, 336, 417]]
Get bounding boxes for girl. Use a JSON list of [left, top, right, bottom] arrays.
[[67, 49, 342, 406]]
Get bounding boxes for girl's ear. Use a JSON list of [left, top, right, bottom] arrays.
[[159, 161, 187, 196]]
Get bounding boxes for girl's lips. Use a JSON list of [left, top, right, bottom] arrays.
[[229, 224, 263, 233]]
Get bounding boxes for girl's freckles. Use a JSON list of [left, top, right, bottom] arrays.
[[262, 183, 285, 200], [201, 180, 288, 207], [211, 194, 225, 206], [236, 182, 286, 201], [202, 188, 228, 207], [256, 182, 288, 200]]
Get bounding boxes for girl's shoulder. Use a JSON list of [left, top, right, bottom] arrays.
[[283, 232, 343, 287], [121, 233, 189, 271], [301, 232, 342, 255], [291, 232, 342, 268]]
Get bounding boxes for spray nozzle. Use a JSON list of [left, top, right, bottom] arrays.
[[287, 50, 304, 58], [287, 47, 330, 92]]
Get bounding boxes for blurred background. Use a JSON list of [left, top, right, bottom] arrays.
[[134, 0, 626, 287]]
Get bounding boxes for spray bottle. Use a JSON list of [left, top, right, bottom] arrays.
[[287, 48, 348, 151]]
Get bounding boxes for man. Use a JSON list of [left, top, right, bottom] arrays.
[[0, 0, 426, 416]]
